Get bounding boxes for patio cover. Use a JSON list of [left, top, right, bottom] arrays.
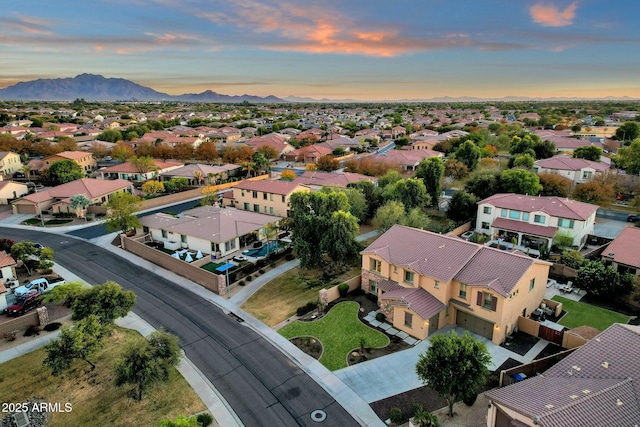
[[492, 217, 558, 238]]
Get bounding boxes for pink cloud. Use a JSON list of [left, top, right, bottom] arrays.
[[530, 1, 578, 27]]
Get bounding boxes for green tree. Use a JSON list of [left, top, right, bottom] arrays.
[[511, 153, 535, 169], [43, 314, 106, 374], [70, 194, 92, 218], [72, 281, 136, 325], [115, 330, 181, 401], [321, 210, 361, 266], [560, 250, 588, 270], [553, 231, 574, 249], [573, 145, 602, 161], [252, 151, 271, 175], [532, 139, 557, 159], [129, 155, 157, 176], [464, 171, 501, 200], [11, 241, 52, 275], [454, 140, 482, 171], [96, 128, 123, 143], [347, 180, 381, 219], [322, 186, 367, 223], [499, 169, 542, 195], [372, 200, 406, 232], [538, 172, 572, 197], [446, 191, 478, 223], [47, 159, 84, 185], [105, 192, 141, 234], [615, 122, 640, 141], [44, 281, 90, 307], [415, 157, 444, 206], [575, 261, 634, 298], [385, 178, 431, 210], [400, 207, 430, 230], [159, 416, 200, 427], [614, 140, 640, 174], [416, 331, 491, 418], [378, 170, 403, 189]]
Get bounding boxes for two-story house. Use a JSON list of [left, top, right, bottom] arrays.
[[476, 193, 599, 250], [43, 151, 97, 174], [227, 180, 310, 217], [361, 225, 551, 344], [533, 155, 610, 185], [602, 226, 640, 276], [100, 159, 184, 181], [0, 151, 23, 178]]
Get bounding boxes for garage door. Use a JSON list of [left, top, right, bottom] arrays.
[[456, 310, 494, 340], [14, 204, 37, 214]]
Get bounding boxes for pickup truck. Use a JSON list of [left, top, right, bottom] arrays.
[[14, 277, 65, 298]]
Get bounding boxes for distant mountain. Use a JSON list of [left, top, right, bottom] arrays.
[[0, 74, 286, 103]]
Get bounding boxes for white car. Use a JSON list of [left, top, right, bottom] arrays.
[[233, 255, 247, 262], [461, 231, 474, 241]]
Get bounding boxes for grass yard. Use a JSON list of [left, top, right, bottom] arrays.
[[279, 301, 389, 370], [241, 262, 362, 326], [0, 327, 207, 427], [552, 296, 630, 331], [45, 219, 74, 225], [22, 218, 42, 225], [201, 261, 225, 272]]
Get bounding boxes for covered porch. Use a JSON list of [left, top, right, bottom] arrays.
[[491, 217, 557, 251]]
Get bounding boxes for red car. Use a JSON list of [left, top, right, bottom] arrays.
[[6, 291, 42, 316]]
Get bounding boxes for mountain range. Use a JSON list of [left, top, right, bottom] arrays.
[[0, 74, 285, 103]]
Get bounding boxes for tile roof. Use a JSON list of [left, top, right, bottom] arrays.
[[16, 178, 132, 204], [377, 278, 403, 292], [381, 287, 445, 320], [602, 226, 640, 269], [101, 159, 183, 173], [160, 163, 240, 178], [0, 250, 17, 268], [375, 149, 443, 167], [293, 171, 377, 188], [535, 155, 609, 172], [139, 205, 280, 243], [486, 324, 640, 427], [480, 193, 598, 221], [234, 179, 308, 196], [361, 225, 481, 283], [491, 217, 558, 238], [454, 246, 535, 297], [48, 151, 94, 160]]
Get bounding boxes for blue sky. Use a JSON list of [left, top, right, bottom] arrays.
[[1, 0, 639, 100]]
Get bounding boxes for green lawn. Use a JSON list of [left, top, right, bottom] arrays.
[[201, 261, 225, 272], [552, 296, 630, 331], [279, 301, 389, 371], [22, 218, 42, 225], [45, 219, 74, 225]]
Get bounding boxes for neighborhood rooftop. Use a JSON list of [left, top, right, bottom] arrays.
[[480, 193, 599, 221]]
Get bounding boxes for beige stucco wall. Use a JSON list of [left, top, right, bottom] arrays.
[[0, 152, 22, 176], [232, 183, 309, 217], [391, 306, 429, 340]]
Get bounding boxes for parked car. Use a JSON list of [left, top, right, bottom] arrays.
[[233, 255, 247, 262], [6, 291, 42, 316], [627, 214, 640, 222], [460, 231, 474, 241], [14, 277, 65, 298]]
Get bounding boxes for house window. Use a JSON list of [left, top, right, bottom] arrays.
[[244, 202, 250, 210], [270, 207, 274, 214], [558, 218, 575, 229], [282, 195, 286, 202], [253, 204, 260, 212], [264, 206, 267, 213], [509, 210, 520, 220], [529, 278, 535, 291], [404, 312, 413, 328], [181, 235, 187, 243], [478, 291, 497, 311], [582, 171, 592, 179], [241, 190, 245, 197], [483, 292, 493, 309], [483, 206, 491, 214], [369, 279, 378, 294], [522, 212, 529, 221], [161, 230, 168, 238], [211, 242, 219, 252], [404, 271, 415, 285], [534, 215, 545, 224], [459, 283, 467, 299], [224, 239, 236, 251], [270, 194, 274, 201], [481, 221, 490, 230], [252, 191, 258, 198], [143, 226, 149, 234], [370, 258, 382, 273], [434, 280, 439, 289], [501, 209, 507, 218], [393, 266, 398, 274], [263, 193, 267, 200]]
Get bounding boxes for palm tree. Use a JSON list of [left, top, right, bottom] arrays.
[[264, 222, 279, 258], [193, 170, 204, 187], [21, 164, 33, 182]]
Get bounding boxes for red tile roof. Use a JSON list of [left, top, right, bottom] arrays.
[[48, 151, 94, 160], [492, 217, 558, 238], [602, 226, 640, 269], [293, 171, 377, 188], [480, 193, 598, 221], [16, 178, 132, 204], [377, 278, 403, 292], [381, 287, 445, 320], [486, 324, 640, 427], [101, 159, 183, 173], [234, 179, 308, 196], [0, 251, 16, 268], [535, 155, 609, 172]]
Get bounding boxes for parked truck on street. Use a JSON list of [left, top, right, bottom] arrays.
[[13, 277, 66, 298]]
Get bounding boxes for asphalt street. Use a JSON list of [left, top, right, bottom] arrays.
[[1, 227, 359, 427]]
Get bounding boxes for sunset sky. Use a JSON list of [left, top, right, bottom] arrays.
[[2, 0, 639, 100]]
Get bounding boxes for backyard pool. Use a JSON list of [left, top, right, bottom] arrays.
[[243, 241, 287, 257]]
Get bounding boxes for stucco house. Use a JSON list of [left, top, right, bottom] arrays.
[[0, 179, 28, 204], [0, 151, 23, 178], [534, 155, 610, 185], [486, 323, 640, 427], [283, 145, 333, 164], [361, 225, 551, 344], [601, 226, 640, 276], [292, 170, 377, 190], [159, 163, 241, 186], [138, 205, 281, 259], [42, 151, 97, 174], [476, 194, 599, 250], [226, 180, 310, 217], [0, 250, 18, 312], [11, 178, 133, 215], [99, 159, 184, 181], [373, 149, 444, 171]]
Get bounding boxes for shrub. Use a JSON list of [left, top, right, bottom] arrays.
[[43, 322, 62, 332], [24, 325, 41, 337], [238, 281, 245, 286], [296, 301, 317, 316], [463, 392, 478, 406], [389, 407, 403, 424], [3, 331, 17, 342], [196, 413, 213, 427], [375, 313, 386, 322], [256, 259, 267, 268], [246, 275, 252, 282], [285, 253, 295, 261], [338, 283, 350, 298], [269, 261, 276, 268], [259, 269, 265, 274]]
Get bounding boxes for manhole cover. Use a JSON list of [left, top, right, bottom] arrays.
[[310, 409, 326, 423]]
